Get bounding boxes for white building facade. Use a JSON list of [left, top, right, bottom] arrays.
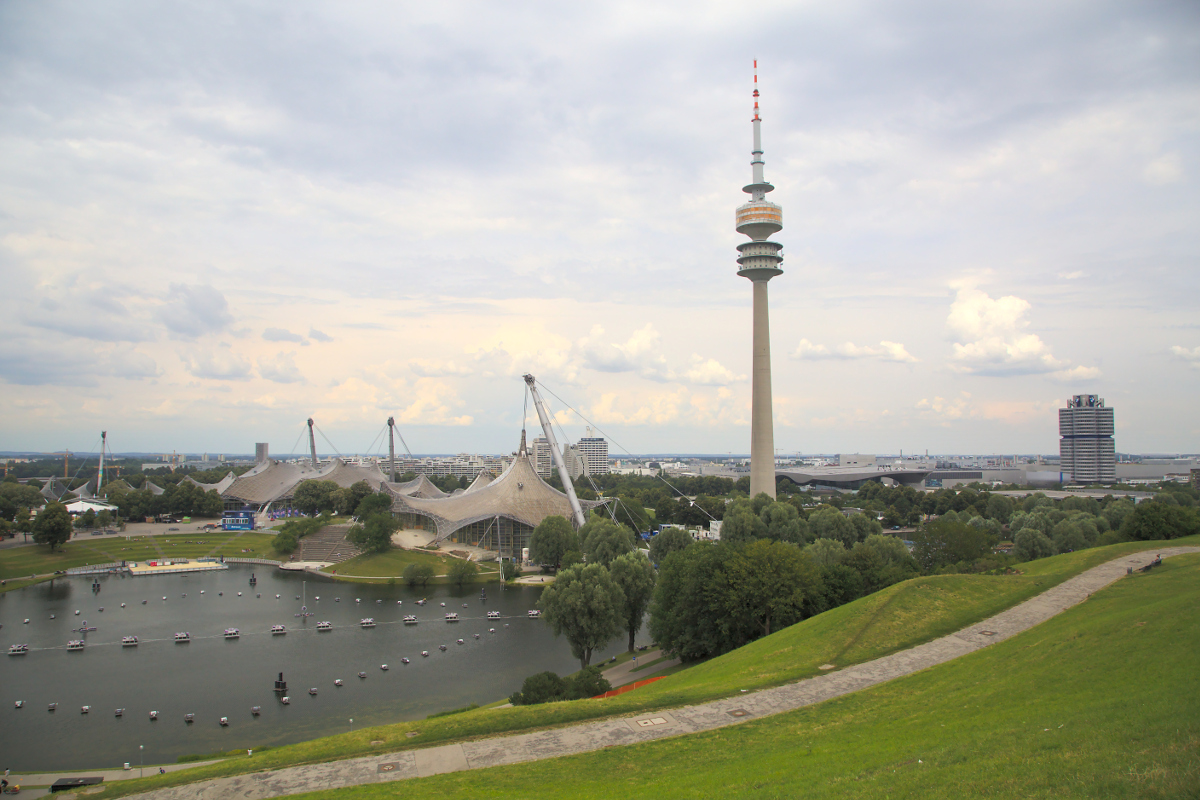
[[1059, 395, 1116, 484]]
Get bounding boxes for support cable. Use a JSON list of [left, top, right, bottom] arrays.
[[314, 423, 344, 459], [534, 381, 719, 523]]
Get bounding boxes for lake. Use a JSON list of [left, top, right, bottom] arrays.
[[0, 566, 645, 772]]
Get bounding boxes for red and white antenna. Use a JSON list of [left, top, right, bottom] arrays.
[[753, 60, 760, 120]]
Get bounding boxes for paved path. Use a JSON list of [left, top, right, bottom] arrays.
[[8, 760, 223, 797], [125, 547, 1199, 800], [601, 650, 682, 688]]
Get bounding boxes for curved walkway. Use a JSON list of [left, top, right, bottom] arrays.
[[132, 546, 1199, 800]]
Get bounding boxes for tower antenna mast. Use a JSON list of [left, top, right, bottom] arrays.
[[735, 60, 785, 499]]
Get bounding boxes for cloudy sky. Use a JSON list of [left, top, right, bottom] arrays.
[[1, 1, 1197, 458]]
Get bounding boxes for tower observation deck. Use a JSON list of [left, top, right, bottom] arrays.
[[738, 61, 783, 499]]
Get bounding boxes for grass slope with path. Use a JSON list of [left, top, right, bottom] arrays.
[[76, 536, 1197, 800], [300, 553, 1200, 800]]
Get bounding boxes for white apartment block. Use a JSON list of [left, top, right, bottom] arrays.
[[576, 427, 609, 476]]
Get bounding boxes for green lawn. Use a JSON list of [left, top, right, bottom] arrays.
[[78, 537, 1193, 800], [324, 548, 499, 580], [0, 532, 288, 587], [298, 553, 1200, 800]]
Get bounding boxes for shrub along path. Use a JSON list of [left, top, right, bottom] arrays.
[[121, 545, 1199, 800]]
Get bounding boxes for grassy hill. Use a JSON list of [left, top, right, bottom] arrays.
[[79, 537, 1197, 799], [297, 552, 1200, 799]]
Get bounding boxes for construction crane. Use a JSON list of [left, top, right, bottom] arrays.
[[523, 374, 586, 528], [49, 451, 70, 478]]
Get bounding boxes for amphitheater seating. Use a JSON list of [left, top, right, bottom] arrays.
[[298, 524, 363, 564]]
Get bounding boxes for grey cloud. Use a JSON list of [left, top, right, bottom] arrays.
[[158, 284, 234, 339], [0, 340, 159, 386], [263, 327, 307, 344], [308, 328, 332, 342]]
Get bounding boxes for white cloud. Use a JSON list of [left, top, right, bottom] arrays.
[[181, 345, 252, 381], [1143, 153, 1182, 185], [791, 339, 917, 363], [946, 287, 1096, 378], [408, 359, 475, 378], [1171, 345, 1200, 370], [578, 324, 674, 382], [791, 339, 831, 359], [683, 355, 744, 386], [258, 352, 304, 384]]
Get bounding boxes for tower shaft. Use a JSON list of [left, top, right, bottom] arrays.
[[750, 282, 776, 497]]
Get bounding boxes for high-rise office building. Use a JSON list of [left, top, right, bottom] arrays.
[[736, 62, 784, 500], [531, 436, 554, 478], [576, 427, 609, 476], [255, 443, 269, 463], [1059, 395, 1115, 484]]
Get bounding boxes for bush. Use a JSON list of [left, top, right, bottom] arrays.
[[508, 667, 612, 705], [402, 562, 435, 587], [1014, 528, 1054, 561], [272, 531, 299, 554], [447, 558, 479, 585]]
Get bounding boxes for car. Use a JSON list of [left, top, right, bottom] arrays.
[[167, 527, 179, 531]]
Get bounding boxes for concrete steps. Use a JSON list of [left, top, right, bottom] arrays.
[[298, 524, 362, 564]]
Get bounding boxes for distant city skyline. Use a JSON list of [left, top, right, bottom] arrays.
[[1, 3, 1197, 456]]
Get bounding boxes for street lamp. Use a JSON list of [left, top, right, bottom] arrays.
[[139, 745, 143, 778], [350, 718, 354, 733]]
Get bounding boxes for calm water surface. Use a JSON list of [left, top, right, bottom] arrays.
[[0, 567, 645, 772]]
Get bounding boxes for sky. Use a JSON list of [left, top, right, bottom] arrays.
[[1, 1, 1198, 459]]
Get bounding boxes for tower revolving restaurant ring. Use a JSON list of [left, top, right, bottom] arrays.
[[736, 201, 782, 240]]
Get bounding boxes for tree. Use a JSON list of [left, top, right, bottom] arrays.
[[568, 665, 612, 698], [721, 539, 822, 638], [1121, 501, 1200, 541], [528, 515, 577, 569], [348, 513, 398, 554], [803, 537, 846, 569], [1014, 528, 1055, 561], [447, 558, 479, 586], [861, 534, 917, 572], [402, 562, 436, 587], [720, 502, 765, 544], [986, 494, 1015, 524], [651, 540, 824, 661], [33, 503, 73, 551], [582, 519, 636, 567], [848, 512, 882, 543], [292, 480, 339, 515], [653, 496, 676, 527], [509, 671, 570, 705], [809, 508, 855, 546], [355, 491, 392, 519], [608, 551, 656, 652], [273, 531, 299, 554], [331, 487, 358, 516], [761, 501, 807, 544], [74, 508, 97, 529], [909, 518, 990, 572], [649, 527, 692, 564], [538, 563, 625, 668]]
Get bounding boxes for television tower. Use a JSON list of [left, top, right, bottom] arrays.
[[736, 61, 783, 500]]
